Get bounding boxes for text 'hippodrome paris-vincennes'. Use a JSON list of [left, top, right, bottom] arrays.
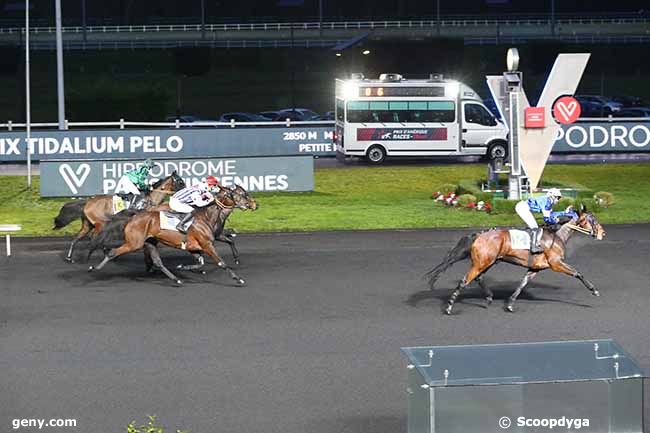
[[0, 136, 183, 155]]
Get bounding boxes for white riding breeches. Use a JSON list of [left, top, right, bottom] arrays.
[[170, 196, 194, 214], [120, 177, 141, 195], [515, 201, 538, 229]]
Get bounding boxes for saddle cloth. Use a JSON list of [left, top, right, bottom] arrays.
[[112, 195, 129, 214], [509, 229, 531, 250], [159, 211, 193, 232]]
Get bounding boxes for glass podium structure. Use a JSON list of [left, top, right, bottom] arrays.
[[402, 340, 645, 433]]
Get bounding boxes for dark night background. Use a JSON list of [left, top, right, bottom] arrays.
[[0, 0, 649, 121], [1, 0, 648, 25]]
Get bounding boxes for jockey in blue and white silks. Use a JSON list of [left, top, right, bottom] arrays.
[[515, 188, 576, 253]]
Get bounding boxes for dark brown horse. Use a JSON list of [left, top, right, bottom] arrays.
[[53, 171, 185, 262], [87, 186, 258, 285], [427, 207, 606, 314]]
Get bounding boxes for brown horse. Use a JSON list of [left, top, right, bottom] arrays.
[[427, 207, 606, 314], [87, 186, 258, 285], [53, 171, 185, 262]]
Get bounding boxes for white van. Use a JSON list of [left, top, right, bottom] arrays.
[[334, 73, 508, 164]]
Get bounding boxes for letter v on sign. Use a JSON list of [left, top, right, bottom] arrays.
[[487, 53, 590, 190]]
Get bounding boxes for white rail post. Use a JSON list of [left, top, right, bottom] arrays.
[[0, 224, 22, 257]]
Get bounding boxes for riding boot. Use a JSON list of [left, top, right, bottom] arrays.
[[530, 228, 544, 254], [176, 211, 194, 234]]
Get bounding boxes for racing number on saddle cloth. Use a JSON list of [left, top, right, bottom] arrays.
[[508, 229, 532, 250]]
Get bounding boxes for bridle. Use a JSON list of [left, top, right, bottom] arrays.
[[567, 214, 596, 237]]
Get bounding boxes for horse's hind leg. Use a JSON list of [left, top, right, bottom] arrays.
[[506, 270, 538, 313], [88, 243, 139, 272], [144, 243, 182, 285], [476, 276, 494, 306], [66, 218, 92, 263], [176, 253, 206, 273], [445, 264, 483, 315]]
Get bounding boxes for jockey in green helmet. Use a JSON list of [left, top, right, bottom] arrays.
[[121, 158, 155, 196]]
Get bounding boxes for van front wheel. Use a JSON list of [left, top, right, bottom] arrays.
[[366, 145, 386, 164], [487, 142, 508, 161]]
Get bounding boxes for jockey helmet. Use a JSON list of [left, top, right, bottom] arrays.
[[547, 188, 562, 200], [144, 158, 154, 169], [205, 176, 219, 188]]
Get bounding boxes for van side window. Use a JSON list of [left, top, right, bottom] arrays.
[[345, 100, 455, 123], [464, 104, 496, 126]]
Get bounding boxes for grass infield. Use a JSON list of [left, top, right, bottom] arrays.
[[1, 163, 649, 237]]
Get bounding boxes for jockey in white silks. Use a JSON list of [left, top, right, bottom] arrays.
[[169, 176, 220, 233]]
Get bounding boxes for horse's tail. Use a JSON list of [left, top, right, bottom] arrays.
[[88, 210, 138, 252], [426, 233, 478, 290], [53, 200, 87, 229]]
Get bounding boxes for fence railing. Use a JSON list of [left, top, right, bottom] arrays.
[[2, 117, 649, 132], [0, 119, 336, 131], [1, 15, 648, 35]]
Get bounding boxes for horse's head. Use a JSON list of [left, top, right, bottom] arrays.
[[151, 171, 185, 193], [170, 171, 186, 191], [576, 205, 605, 240], [229, 184, 258, 211]]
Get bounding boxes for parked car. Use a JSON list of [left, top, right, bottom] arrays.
[[575, 95, 623, 115], [576, 100, 608, 118], [320, 111, 335, 121], [218, 112, 271, 122], [613, 107, 650, 118], [165, 115, 218, 126], [273, 108, 320, 121], [259, 111, 280, 120], [611, 95, 644, 107]]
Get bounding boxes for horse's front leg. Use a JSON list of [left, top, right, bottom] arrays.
[[216, 233, 240, 264], [506, 270, 538, 313], [549, 259, 600, 297], [201, 240, 245, 286]]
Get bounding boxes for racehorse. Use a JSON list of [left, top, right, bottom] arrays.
[[53, 171, 185, 262], [427, 206, 606, 314], [150, 184, 247, 264], [87, 185, 258, 285]]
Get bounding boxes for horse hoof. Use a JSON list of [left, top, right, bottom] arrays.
[[87, 266, 94, 272], [200, 271, 207, 275], [65, 257, 74, 263], [175, 279, 183, 286], [486, 297, 493, 306], [592, 290, 600, 297], [444, 305, 453, 315], [176, 264, 183, 270], [505, 305, 514, 313], [237, 278, 246, 286], [234, 260, 240, 265]]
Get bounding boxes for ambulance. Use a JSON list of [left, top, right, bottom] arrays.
[[334, 73, 508, 164]]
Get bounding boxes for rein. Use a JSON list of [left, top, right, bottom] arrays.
[[566, 223, 592, 235], [214, 198, 234, 209]]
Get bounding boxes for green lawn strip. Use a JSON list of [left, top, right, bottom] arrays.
[[1, 163, 649, 237]]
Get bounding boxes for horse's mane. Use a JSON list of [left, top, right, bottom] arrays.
[[151, 176, 166, 189]]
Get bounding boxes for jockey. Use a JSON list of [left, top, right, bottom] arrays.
[[515, 188, 576, 253], [121, 158, 155, 196], [170, 176, 220, 233]]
